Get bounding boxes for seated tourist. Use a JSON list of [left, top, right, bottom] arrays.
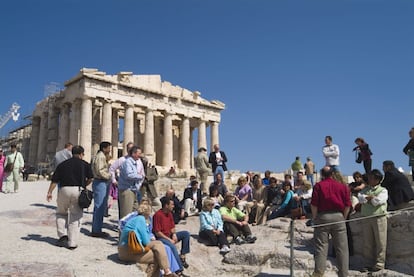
[[234, 176, 253, 212], [153, 197, 191, 273], [219, 194, 256, 245], [267, 182, 296, 220], [262, 177, 283, 223], [209, 172, 228, 197], [182, 180, 202, 216], [208, 185, 224, 209], [162, 189, 186, 224], [199, 197, 231, 254], [293, 180, 313, 216], [245, 175, 266, 225], [118, 205, 178, 277]]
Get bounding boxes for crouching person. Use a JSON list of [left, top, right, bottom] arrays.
[[118, 212, 178, 277], [199, 197, 231, 254], [219, 194, 257, 245]]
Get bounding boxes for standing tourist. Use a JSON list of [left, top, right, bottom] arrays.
[[3, 144, 24, 193], [304, 157, 315, 186], [194, 147, 211, 195], [311, 166, 351, 277], [403, 127, 414, 181], [209, 144, 228, 181], [291, 156, 303, 181], [353, 137, 373, 174], [381, 160, 414, 210], [118, 146, 146, 220], [91, 141, 112, 238], [322, 136, 340, 172], [52, 142, 73, 170], [46, 145, 93, 249], [358, 169, 388, 273], [0, 149, 5, 192]]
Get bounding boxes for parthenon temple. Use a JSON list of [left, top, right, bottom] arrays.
[[28, 68, 225, 172]]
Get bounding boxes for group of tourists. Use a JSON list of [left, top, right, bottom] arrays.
[[0, 126, 409, 277]]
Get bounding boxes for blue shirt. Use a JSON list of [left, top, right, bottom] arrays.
[[119, 215, 150, 247], [118, 156, 144, 191], [199, 208, 224, 232]]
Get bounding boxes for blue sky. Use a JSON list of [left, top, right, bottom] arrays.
[[1, 0, 413, 176]]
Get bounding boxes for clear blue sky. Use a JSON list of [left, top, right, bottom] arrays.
[[1, 0, 413, 176]]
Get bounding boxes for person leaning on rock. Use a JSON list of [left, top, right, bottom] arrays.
[[46, 145, 93, 250]]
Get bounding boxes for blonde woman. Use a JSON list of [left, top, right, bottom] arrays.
[[199, 197, 231, 254], [245, 175, 266, 225], [118, 203, 179, 277]]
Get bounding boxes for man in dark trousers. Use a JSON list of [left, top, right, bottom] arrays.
[[208, 144, 228, 182], [311, 166, 351, 277]]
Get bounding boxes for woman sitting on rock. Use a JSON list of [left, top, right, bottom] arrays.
[[118, 203, 179, 277], [199, 197, 231, 254]]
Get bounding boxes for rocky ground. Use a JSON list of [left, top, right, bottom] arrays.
[[0, 179, 412, 277]]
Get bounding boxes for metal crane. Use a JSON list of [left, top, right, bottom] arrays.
[[0, 103, 20, 130]]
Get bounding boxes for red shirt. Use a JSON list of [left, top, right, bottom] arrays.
[[152, 209, 175, 238], [311, 177, 351, 212]]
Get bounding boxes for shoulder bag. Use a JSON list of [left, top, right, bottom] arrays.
[[4, 153, 17, 173], [127, 231, 150, 254]]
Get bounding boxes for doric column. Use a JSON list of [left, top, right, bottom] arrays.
[[144, 109, 155, 164], [29, 116, 40, 165], [37, 112, 48, 162], [111, 109, 119, 158], [179, 116, 191, 170], [80, 97, 93, 162], [210, 121, 219, 151], [69, 99, 81, 145], [198, 120, 207, 150], [123, 105, 134, 155], [57, 103, 70, 150], [101, 100, 112, 142], [47, 105, 59, 158], [162, 112, 173, 167]]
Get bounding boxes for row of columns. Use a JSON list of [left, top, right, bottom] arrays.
[[29, 97, 220, 171]]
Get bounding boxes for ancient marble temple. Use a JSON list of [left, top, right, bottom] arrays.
[[28, 68, 225, 172]]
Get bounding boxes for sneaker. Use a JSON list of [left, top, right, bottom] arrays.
[[234, 236, 245, 245], [219, 245, 231, 254], [67, 245, 78, 250], [180, 256, 189, 269], [55, 235, 68, 247], [244, 235, 257, 243]]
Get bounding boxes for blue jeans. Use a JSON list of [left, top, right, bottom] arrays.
[[214, 166, 225, 181], [92, 179, 110, 233], [159, 230, 190, 271], [306, 174, 314, 186]]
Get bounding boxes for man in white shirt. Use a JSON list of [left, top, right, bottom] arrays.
[[322, 136, 340, 172]]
